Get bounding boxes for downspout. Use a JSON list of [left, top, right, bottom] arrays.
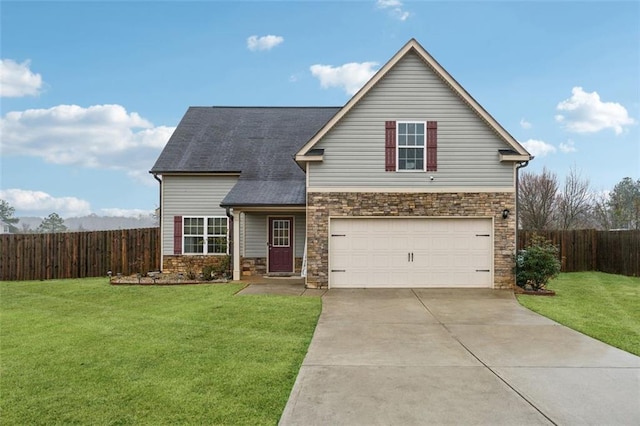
[[152, 173, 162, 271], [514, 160, 530, 287], [515, 160, 530, 255], [225, 207, 233, 279]]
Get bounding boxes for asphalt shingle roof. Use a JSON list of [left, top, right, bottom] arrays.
[[150, 106, 340, 206]]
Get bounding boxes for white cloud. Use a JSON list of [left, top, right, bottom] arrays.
[[555, 87, 635, 135], [247, 35, 284, 51], [376, 0, 410, 21], [377, 0, 401, 6], [519, 118, 532, 129], [0, 104, 175, 183], [0, 188, 91, 217], [0, 59, 43, 97], [521, 139, 557, 157], [310, 62, 379, 95], [99, 208, 154, 217], [559, 139, 577, 153]]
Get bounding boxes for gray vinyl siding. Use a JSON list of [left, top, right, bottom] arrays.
[[243, 213, 306, 258], [308, 51, 516, 188], [244, 214, 267, 257], [161, 175, 238, 255], [295, 214, 306, 257]]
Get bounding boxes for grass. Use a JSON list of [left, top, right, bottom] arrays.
[[516, 272, 640, 356], [0, 278, 322, 425]]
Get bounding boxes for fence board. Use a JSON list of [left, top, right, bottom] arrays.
[[597, 230, 640, 277], [0, 228, 160, 281], [518, 229, 639, 277]]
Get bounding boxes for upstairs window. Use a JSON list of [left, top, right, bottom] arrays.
[[385, 120, 438, 172], [182, 216, 228, 254], [397, 122, 426, 171]]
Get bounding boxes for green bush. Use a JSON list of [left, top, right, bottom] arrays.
[[515, 234, 561, 291], [202, 255, 231, 280]]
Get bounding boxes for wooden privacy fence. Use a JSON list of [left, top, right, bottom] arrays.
[[2, 227, 637, 281], [0, 228, 160, 281], [518, 229, 640, 277]]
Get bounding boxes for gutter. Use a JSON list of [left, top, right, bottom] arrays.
[[152, 173, 163, 271], [225, 207, 234, 279], [515, 159, 531, 254]]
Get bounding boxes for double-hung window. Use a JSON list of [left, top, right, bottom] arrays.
[[397, 121, 426, 171], [183, 216, 228, 254]]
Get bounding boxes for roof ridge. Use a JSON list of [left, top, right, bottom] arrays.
[[188, 106, 342, 109]]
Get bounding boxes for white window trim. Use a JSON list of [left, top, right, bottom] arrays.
[[396, 120, 427, 172], [271, 219, 291, 247], [183, 216, 229, 255]]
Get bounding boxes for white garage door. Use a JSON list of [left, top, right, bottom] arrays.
[[329, 218, 493, 288]]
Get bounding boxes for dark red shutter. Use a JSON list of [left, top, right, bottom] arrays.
[[427, 121, 438, 172], [385, 121, 396, 171], [173, 216, 182, 255]]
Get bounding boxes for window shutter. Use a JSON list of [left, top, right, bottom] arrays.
[[173, 216, 182, 255], [427, 121, 438, 172], [385, 121, 396, 171]]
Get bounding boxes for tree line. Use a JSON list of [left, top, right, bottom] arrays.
[[518, 169, 639, 231], [0, 200, 158, 233], [0, 201, 68, 233]]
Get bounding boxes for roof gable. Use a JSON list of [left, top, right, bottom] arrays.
[[296, 39, 530, 161]]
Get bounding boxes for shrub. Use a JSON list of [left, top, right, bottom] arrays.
[[202, 255, 231, 280], [183, 257, 199, 280], [515, 234, 561, 291]]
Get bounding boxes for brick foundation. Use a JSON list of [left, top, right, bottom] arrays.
[[306, 191, 516, 289]]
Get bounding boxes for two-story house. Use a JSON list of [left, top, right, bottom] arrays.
[[150, 39, 531, 289]]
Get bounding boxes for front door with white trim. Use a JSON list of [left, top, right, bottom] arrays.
[[268, 217, 294, 273]]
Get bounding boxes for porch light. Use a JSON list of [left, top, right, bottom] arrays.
[[502, 209, 510, 219]]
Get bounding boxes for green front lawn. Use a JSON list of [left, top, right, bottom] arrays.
[[0, 278, 322, 425], [517, 272, 640, 356]]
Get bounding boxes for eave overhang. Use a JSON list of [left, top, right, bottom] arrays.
[[294, 149, 324, 166], [498, 149, 532, 162], [148, 171, 242, 176], [220, 204, 306, 211]]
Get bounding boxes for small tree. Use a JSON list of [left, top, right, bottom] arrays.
[[515, 234, 561, 291], [609, 177, 640, 230], [0, 199, 20, 232], [555, 167, 592, 230], [37, 213, 67, 233], [518, 167, 558, 230]]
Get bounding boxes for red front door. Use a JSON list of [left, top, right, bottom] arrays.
[[268, 217, 293, 273]]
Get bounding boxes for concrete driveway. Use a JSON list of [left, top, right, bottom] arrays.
[[279, 289, 640, 425]]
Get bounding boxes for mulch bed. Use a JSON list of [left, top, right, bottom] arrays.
[[514, 287, 556, 296]]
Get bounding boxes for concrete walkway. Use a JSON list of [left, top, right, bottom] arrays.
[[279, 289, 640, 426], [237, 276, 326, 297]]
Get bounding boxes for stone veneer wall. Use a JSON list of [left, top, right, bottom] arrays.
[[164, 255, 303, 278], [241, 257, 304, 276], [306, 192, 516, 289], [241, 257, 267, 276], [163, 255, 229, 275]]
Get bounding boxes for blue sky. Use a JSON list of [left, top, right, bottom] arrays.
[[1, 0, 638, 218]]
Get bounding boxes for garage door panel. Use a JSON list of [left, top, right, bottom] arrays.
[[330, 218, 492, 288]]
